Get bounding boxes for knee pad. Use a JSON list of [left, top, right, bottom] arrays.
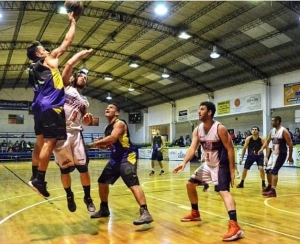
[[60, 166, 76, 174], [76, 164, 88, 173]]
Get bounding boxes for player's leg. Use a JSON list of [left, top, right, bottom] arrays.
[[90, 162, 118, 218], [218, 165, 244, 241], [120, 162, 154, 225], [236, 158, 254, 188]]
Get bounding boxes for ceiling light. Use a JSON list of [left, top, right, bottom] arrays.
[[128, 83, 135, 92], [210, 45, 220, 59], [178, 31, 192, 40], [58, 6, 68, 14], [81, 61, 88, 74], [0, 13, 2, 18], [104, 74, 113, 81], [129, 61, 139, 68], [161, 68, 170, 78], [106, 92, 112, 100], [155, 4, 168, 15]]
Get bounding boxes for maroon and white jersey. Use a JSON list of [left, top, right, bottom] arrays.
[[198, 121, 227, 167], [64, 86, 88, 131]]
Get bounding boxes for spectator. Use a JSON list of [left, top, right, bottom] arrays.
[[294, 128, 300, 142], [185, 135, 191, 146], [235, 131, 243, 145], [177, 136, 185, 147], [287, 128, 293, 141]]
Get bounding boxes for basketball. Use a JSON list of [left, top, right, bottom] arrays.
[[64, 1, 83, 20]]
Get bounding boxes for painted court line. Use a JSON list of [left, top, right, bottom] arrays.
[[142, 179, 300, 241]]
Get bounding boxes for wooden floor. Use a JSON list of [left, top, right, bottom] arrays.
[[0, 159, 299, 244]]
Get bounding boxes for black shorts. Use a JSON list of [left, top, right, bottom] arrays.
[[98, 161, 140, 187], [151, 150, 163, 161], [244, 155, 264, 169], [34, 108, 67, 140]]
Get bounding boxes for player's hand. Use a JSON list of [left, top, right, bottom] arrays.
[[239, 159, 243, 165], [173, 163, 185, 174], [264, 157, 268, 164], [86, 143, 94, 149], [82, 113, 93, 125], [288, 156, 294, 165], [258, 149, 263, 155], [230, 171, 235, 188], [68, 12, 76, 23]]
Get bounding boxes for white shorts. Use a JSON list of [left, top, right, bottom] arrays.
[[191, 162, 219, 185], [53, 131, 87, 169]]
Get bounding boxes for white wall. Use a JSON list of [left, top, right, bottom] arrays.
[[270, 69, 300, 108], [148, 103, 172, 126]]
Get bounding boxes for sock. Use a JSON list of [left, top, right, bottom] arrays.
[[271, 186, 276, 189], [83, 185, 91, 198], [191, 203, 198, 211], [228, 210, 237, 222], [140, 204, 148, 210], [240, 180, 244, 185], [36, 170, 46, 182], [64, 187, 72, 196], [101, 202, 108, 208], [32, 166, 38, 178]]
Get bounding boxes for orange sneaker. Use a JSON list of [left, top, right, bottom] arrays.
[[180, 209, 201, 222], [222, 220, 244, 241]]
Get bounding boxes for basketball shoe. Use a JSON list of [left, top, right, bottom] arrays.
[[29, 179, 50, 198], [222, 220, 244, 241], [264, 188, 277, 198], [84, 197, 96, 212], [262, 185, 271, 196], [180, 209, 201, 222], [90, 207, 110, 218], [159, 170, 165, 175], [149, 170, 155, 176], [67, 193, 76, 212], [133, 207, 154, 225]]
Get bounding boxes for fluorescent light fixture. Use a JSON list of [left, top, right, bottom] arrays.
[[0, 13, 2, 18], [161, 68, 170, 78], [128, 83, 135, 92], [81, 68, 89, 74], [155, 4, 168, 15], [210, 45, 220, 59], [129, 61, 139, 68], [104, 74, 113, 81], [106, 92, 112, 100], [59, 6, 68, 14], [178, 31, 192, 40]]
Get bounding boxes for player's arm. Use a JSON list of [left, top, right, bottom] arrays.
[[283, 129, 294, 163], [240, 136, 250, 163], [62, 49, 93, 86], [159, 136, 166, 151], [173, 127, 200, 173], [259, 132, 271, 154], [92, 121, 125, 149]]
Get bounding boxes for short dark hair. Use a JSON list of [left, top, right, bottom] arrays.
[[111, 103, 120, 112], [272, 116, 282, 124], [27, 41, 42, 61], [200, 101, 216, 118], [251, 126, 259, 131]]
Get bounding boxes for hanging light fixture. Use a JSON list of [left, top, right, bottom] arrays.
[[81, 60, 89, 74], [106, 92, 112, 100], [128, 83, 135, 92], [210, 45, 220, 59], [103, 74, 113, 81], [129, 61, 139, 68], [161, 68, 170, 78]]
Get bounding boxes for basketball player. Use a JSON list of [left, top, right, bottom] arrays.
[[27, 12, 77, 198], [88, 104, 154, 225], [258, 116, 293, 198], [52, 49, 96, 213], [149, 129, 165, 176], [236, 126, 266, 189], [173, 101, 243, 241]]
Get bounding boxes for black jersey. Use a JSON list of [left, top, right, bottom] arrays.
[[247, 136, 263, 156]]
